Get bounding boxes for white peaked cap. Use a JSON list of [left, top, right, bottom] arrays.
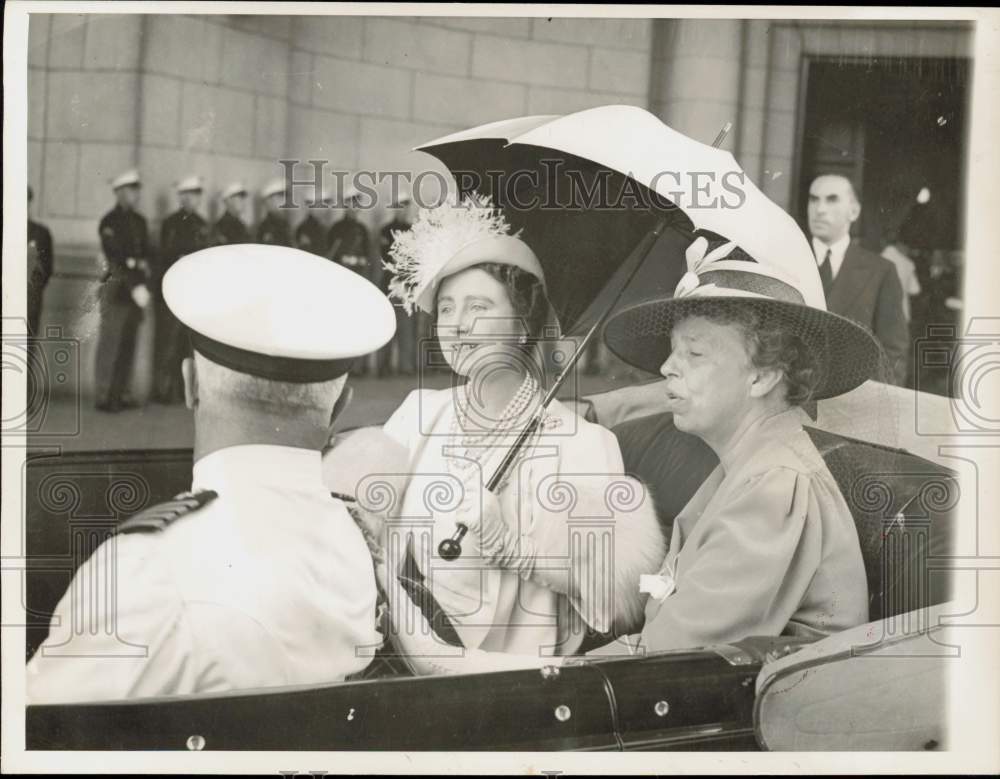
[[110, 169, 141, 190], [175, 175, 203, 193], [261, 178, 287, 199], [221, 181, 248, 200], [302, 183, 329, 206], [163, 245, 396, 382]]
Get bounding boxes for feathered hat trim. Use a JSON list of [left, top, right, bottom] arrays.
[[384, 192, 544, 314]]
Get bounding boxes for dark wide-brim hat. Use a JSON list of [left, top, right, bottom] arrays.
[[603, 237, 883, 400]]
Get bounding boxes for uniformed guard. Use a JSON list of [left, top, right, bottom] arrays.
[[213, 181, 250, 245], [327, 184, 371, 276], [27, 185, 54, 340], [153, 175, 211, 404], [294, 185, 330, 256], [377, 187, 416, 376], [26, 244, 397, 703], [94, 169, 151, 412], [256, 178, 292, 246]]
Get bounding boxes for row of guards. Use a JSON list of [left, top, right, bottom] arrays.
[[88, 170, 427, 412]]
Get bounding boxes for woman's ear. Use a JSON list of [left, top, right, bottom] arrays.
[[181, 357, 198, 410], [749, 366, 784, 399]]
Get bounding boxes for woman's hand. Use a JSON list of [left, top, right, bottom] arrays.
[[456, 487, 501, 536], [457, 489, 546, 582]]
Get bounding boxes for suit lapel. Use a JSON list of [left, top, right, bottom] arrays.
[[827, 245, 873, 315]]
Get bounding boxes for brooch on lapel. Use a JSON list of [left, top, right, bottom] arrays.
[[540, 415, 563, 432]]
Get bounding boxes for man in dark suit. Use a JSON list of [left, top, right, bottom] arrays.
[[807, 174, 909, 385], [95, 169, 152, 412], [154, 175, 211, 404], [213, 182, 250, 245]]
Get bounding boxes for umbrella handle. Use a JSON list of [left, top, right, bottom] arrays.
[[438, 213, 672, 562], [712, 122, 733, 148], [437, 527, 467, 561]]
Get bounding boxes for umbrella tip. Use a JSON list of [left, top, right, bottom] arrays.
[[712, 122, 734, 148]]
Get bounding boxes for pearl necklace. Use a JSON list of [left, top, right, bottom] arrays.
[[446, 373, 539, 473]]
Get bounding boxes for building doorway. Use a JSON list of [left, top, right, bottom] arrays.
[[796, 56, 970, 394], [797, 56, 969, 253]]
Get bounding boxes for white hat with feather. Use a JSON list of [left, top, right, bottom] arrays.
[[384, 192, 546, 315]]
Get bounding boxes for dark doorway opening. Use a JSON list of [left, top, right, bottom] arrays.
[[797, 56, 969, 253], [797, 56, 970, 395]]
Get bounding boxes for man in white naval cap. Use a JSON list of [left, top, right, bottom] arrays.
[[213, 181, 251, 245], [256, 177, 292, 246], [153, 175, 211, 404], [27, 245, 397, 703], [95, 168, 151, 412]]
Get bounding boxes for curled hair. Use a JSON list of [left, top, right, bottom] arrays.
[[434, 262, 550, 340], [688, 306, 821, 406]]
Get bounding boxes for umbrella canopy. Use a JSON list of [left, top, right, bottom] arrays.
[[416, 105, 822, 335]]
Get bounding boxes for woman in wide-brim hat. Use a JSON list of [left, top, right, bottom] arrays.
[[602, 232, 883, 652], [363, 192, 664, 668]]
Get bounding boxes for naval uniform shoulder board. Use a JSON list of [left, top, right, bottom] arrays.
[[116, 490, 218, 535]]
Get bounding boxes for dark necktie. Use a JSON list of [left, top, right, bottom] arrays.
[[819, 248, 834, 297]]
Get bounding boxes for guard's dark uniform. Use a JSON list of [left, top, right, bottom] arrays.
[[96, 204, 150, 409], [327, 218, 371, 276], [378, 218, 415, 375], [256, 212, 291, 246], [295, 214, 328, 256], [213, 212, 250, 245], [27, 218, 54, 338], [329, 217, 373, 375], [154, 209, 211, 403]]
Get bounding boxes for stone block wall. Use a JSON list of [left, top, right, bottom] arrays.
[[26, 12, 655, 399], [30, 14, 656, 251]]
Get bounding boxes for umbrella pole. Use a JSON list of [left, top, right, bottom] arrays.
[[438, 212, 673, 561]]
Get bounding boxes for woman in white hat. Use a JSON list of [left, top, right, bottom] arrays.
[[602, 232, 883, 652], [371, 193, 664, 667]]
